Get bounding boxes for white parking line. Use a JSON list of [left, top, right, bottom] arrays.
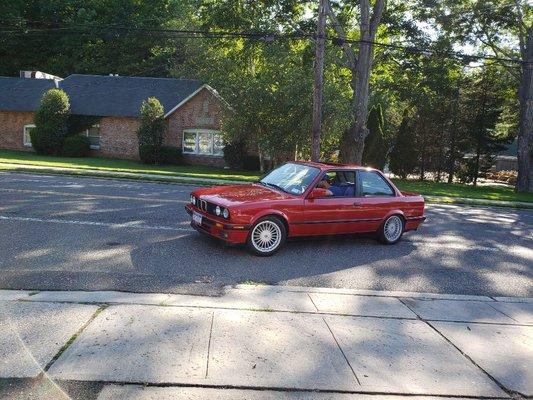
[[0, 215, 194, 232], [0, 188, 186, 203]]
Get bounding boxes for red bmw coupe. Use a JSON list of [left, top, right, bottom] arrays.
[[185, 161, 426, 256]]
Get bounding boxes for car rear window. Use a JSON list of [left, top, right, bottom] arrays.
[[359, 171, 394, 196]]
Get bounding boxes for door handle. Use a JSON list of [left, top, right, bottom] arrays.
[[352, 201, 362, 207]]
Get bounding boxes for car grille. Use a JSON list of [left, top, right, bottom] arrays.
[[193, 198, 218, 217]]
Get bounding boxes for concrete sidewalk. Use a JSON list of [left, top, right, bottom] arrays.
[[0, 285, 531, 399]]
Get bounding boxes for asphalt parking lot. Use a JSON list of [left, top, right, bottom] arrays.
[[0, 172, 531, 297]]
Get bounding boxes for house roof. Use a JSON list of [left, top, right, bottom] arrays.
[[0, 74, 216, 118], [59, 74, 205, 118], [0, 77, 57, 112]]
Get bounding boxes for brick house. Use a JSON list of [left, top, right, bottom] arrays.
[[0, 73, 228, 166]]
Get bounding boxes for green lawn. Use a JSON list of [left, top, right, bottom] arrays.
[[0, 149, 261, 182], [393, 179, 533, 203], [0, 149, 531, 203]]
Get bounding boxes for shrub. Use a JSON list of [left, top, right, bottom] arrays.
[[31, 89, 70, 155], [160, 146, 185, 165], [138, 97, 165, 164], [363, 104, 388, 170], [62, 134, 90, 157], [242, 155, 260, 171], [389, 113, 418, 179], [139, 144, 159, 164], [223, 141, 245, 169]]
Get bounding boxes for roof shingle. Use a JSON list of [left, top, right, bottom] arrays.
[[59, 74, 204, 117], [0, 77, 57, 112], [0, 74, 206, 118]]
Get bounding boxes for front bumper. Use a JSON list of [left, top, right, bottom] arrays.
[[185, 204, 249, 244]]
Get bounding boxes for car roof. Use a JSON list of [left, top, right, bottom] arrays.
[[291, 160, 377, 172]]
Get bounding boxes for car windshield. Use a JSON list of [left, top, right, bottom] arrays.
[[260, 163, 320, 195]]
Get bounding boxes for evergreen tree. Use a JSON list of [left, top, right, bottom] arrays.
[[389, 112, 418, 179], [138, 97, 165, 164], [31, 89, 70, 155], [362, 104, 388, 169]]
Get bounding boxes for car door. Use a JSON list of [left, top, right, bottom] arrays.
[[300, 170, 360, 235], [354, 170, 400, 232]]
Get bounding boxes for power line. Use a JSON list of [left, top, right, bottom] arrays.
[[0, 25, 523, 65]]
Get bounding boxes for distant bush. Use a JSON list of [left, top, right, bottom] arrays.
[[223, 141, 245, 169], [62, 134, 90, 157], [31, 89, 70, 155], [138, 97, 165, 164], [242, 155, 260, 171], [160, 146, 185, 165]]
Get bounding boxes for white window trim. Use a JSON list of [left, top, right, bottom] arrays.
[[182, 129, 223, 157], [23, 124, 35, 147], [83, 124, 100, 150]]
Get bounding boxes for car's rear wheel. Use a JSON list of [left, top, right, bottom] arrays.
[[247, 216, 286, 256], [378, 215, 404, 244]]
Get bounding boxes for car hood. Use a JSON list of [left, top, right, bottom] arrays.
[[193, 183, 294, 207]]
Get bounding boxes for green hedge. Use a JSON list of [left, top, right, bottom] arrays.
[[62, 135, 90, 157]]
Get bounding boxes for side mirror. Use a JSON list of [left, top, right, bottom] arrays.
[[308, 187, 329, 199]]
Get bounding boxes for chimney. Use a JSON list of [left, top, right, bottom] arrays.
[[20, 71, 63, 81]]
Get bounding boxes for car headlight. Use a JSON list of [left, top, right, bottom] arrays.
[[215, 206, 221, 216], [222, 208, 230, 219], [190, 195, 195, 205]]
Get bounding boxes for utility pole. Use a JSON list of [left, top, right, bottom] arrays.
[[311, 0, 326, 162]]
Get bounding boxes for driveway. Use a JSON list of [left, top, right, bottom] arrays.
[[0, 172, 531, 296]]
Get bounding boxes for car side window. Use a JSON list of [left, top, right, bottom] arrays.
[[315, 171, 357, 197], [358, 171, 395, 197]]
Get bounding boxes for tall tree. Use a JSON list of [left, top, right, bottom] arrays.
[[324, 0, 387, 164], [311, 0, 326, 161], [362, 103, 387, 169], [389, 111, 418, 179], [418, 0, 532, 191], [459, 64, 515, 184]]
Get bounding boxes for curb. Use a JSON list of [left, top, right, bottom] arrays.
[[0, 163, 247, 186], [1, 285, 531, 305], [423, 194, 533, 209], [1, 162, 531, 209]]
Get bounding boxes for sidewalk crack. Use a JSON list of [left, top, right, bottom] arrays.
[[322, 316, 361, 386], [486, 302, 520, 323], [42, 304, 107, 373], [306, 293, 319, 312], [205, 310, 215, 379], [397, 298, 520, 398]]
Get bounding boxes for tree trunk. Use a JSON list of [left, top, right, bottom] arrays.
[[516, 28, 533, 193], [339, 42, 374, 164], [311, 0, 326, 162], [473, 146, 480, 186], [324, 0, 385, 165]]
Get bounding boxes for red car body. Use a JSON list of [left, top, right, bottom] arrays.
[[185, 161, 425, 252]]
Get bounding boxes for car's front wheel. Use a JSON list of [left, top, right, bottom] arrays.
[[378, 215, 404, 244], [247, 216, 286, 256]]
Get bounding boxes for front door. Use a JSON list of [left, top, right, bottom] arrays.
[[299, 170, 362, 235]]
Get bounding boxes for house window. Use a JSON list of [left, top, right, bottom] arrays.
[[82, 124, 100, 150], [23, 124, 36, 147], [182, 130, 224, 156]]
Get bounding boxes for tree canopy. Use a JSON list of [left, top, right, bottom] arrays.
[[0, 0, 527, 189]]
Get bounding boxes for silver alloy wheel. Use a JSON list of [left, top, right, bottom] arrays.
[[251, 220, 282, 253], [383, 215, 403, 242]]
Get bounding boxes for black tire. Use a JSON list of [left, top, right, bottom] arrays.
[[378, 215, 404, 244], [246, 216, 287, 256]]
